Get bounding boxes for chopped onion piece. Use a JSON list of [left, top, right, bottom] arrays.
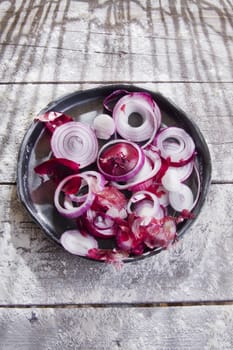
[[60, 229, 98, 256], [161, 168, 182, 192], [169, 184, 194, 211], [93, 114, 116, 139]]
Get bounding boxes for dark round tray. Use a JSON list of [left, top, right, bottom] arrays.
[[17, 85, 212, 262]]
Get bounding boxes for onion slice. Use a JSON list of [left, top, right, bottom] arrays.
[[51, 121, 98, 168], [60, 229, 98, 256], [112, 92, 161, 147], [127, 191, 164, 219], [97, 139, 145, 181], [82, 209, 116, 238], [112, 147, 161, 191], [169, 184, 194, 212], [54, 173, 96, 219], [154, 127, 195, 165]]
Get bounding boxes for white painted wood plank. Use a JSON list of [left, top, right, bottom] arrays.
[[0, 183, 232, 304], [0, 82, 232, 182], [0, 0, 232, 82], [0, 305, 233, 350]]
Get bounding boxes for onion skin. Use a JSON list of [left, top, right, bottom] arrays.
[[34, 158, 80, 185], [35, 111, 73, 133]]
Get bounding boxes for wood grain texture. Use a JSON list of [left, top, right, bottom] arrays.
[[0, 82, 232, 183], [0, 183, 232, 304], [0, 0, 232, 83], [0, 0, 233, 347], [0, 305, 233, 350]]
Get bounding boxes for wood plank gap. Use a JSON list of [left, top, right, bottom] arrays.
[[0, 182, 16, 186], [0, 300, 233, 309], [211, 180, 233, 185]]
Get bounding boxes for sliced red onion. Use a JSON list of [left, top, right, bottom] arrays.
[[143, 217, 177, 249], [35, 111, 73, 133], [154, 127, 195, 165], [192, 162, 201, 209], [147, 184, 169, 207], [161, 168, 182, 192], [87, 248, 129, 264], [34, 158, 80, 184], [168, 161, 194, 182], [54, 174, 95, 219], [112, 147, 161, 191], [103, 89, 129, 112], [93, 114, 116, 139], [51, 121, 98, 168], [97, 139, 145, 181], [112, 92, 161, 147], [169, 184, 194, 212], [60, 229, 98, 256], [127, 191, 163, 219], [91, 185, 127, 212], [83, 209, 116, 238], [65, 171, 105, 206]]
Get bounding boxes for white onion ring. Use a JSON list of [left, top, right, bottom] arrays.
[[112, 92, 161, 147], [51, 121, 98, 168], [154, 127, 195, 165]]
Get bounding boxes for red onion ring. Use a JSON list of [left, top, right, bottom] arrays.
[[83, 209, 116, 238], [112, 92, 161, 147], [51, 121, 98, 168], [65, 171, 106, 208], [127, 191, 164, 219], [112, 147, 161, 191], [54, 173, 96, 219], [153, 127, 195, 165], [97, 139, 145, 181]]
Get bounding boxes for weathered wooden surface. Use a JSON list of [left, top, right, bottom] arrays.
[[0, 0, 233, 82], [0, 0, 233, 348], [0, 183, 232, 304], [0, 306, 233, 350]]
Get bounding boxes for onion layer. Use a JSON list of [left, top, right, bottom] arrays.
[[154, 127, 195, 165], [54, 173, 97, 219], [60, 229, 98, 256], [112, 92, 161, 147], [51, 121, 98, 168], [97, 139, 145, 181]]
